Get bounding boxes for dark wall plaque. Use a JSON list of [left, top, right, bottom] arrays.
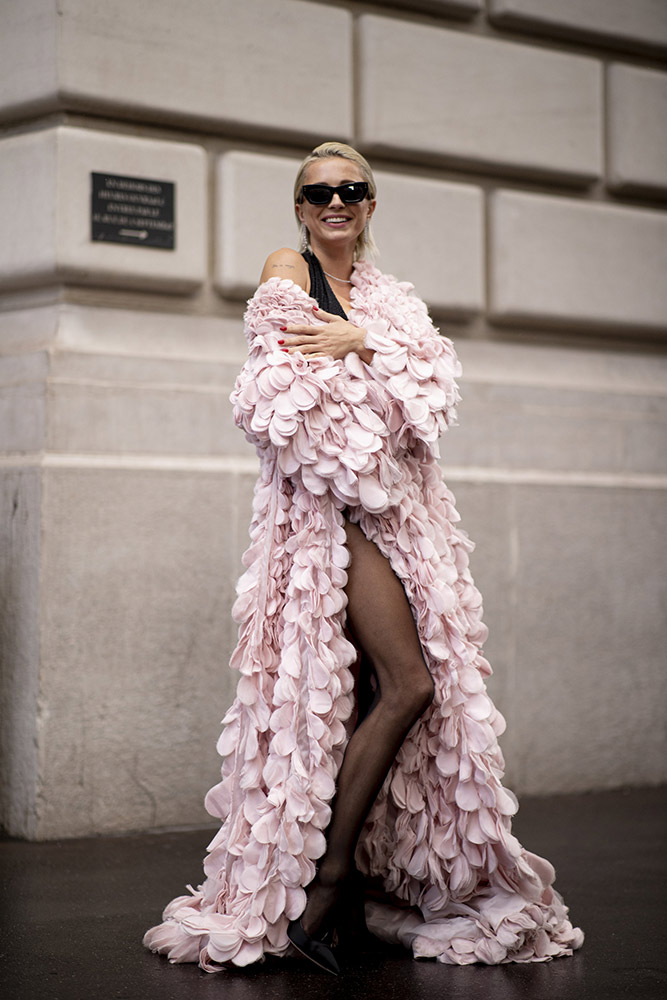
[[91, 172, 175, 249]]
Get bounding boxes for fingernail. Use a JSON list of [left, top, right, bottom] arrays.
[[313, 306, 319, 311], [281, 348, 289, 352], [279, 326, 287, 331], [277, 339, 285, 345]]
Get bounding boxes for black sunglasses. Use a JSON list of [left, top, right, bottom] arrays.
[[300, 182, 369, 205]]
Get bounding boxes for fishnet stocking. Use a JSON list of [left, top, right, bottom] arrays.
[[301, 519, 434, 937]]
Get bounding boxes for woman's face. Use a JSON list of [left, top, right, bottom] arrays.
[[296, 157, 375, 254]]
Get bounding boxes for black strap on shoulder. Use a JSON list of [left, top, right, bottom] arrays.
[[301, 251, 348, 320]]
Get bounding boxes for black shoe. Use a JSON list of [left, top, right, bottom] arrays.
[[287, 917, 341, 976]]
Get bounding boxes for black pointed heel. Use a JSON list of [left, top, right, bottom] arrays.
[[287, 917, 341, 976]]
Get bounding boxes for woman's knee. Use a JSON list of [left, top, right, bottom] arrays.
[[410, 668, 435, 717], [382, 661, 435, 723]]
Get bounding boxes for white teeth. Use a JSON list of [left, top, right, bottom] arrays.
[[325, 217, 348, 222]]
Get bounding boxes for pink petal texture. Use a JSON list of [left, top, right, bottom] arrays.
[[143, 264, 583, 971]]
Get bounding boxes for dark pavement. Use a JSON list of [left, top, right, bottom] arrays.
[[1, 786, 665, 1000]]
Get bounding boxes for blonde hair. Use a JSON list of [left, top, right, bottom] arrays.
[[294, 141, 378, 260]]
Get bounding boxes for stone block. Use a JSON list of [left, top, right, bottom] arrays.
[[0, 353, 48, 453], [446, 481, 514, 702], [449, 380, 667, 478], [0, 0, 59, 120], [508, 484, 667, 793], [489, 190, 667, 332], [451, 480, 667, 795], [0, 305, 61, 357], [215, 150, 485, 315], [0, 467, 42, 838], [489, 0, 667, 56], [0, 302, 253, 459], [445, 338, 667, 793], [371, 171, 484, 315], [452, 339, 667, 476], [0, 0, 353, 140], [358, 14, 602, 182], [34, 465, 257, 838], [0, 126, 207, 293], [454, 337, 667, 401], [45, 352, 244, 458], [54, 305, 248, 366], [215, 151, 300, 299], [607, 64, 667, 195], [0, 130, 57, 288]]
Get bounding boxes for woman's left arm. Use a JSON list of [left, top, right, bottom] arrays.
[[353, 276, 462, 448], [361, 311, 462, 446]]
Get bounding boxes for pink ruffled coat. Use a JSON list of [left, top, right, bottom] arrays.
[[143, 262, 584, 971]]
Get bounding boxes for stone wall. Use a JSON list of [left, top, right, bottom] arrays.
[[1, 0, 666, 839]]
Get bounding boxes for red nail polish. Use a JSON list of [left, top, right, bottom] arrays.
[[281, 348, 289, 352], [279, 326, 287, 331], [277, 339, 284, 345], [313, 306, 319, 311]]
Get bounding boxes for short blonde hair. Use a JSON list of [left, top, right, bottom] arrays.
[[294, 141, 378, 259]]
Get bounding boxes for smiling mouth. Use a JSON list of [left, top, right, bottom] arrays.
[[322, 216, 351, 224]]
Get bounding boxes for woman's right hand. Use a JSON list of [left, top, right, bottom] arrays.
[[280, 306, 371, 362]]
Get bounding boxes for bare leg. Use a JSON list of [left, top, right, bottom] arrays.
[[301, 519, 434, 937]]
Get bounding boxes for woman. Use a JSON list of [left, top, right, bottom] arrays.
[[144, 142, 583, 975]]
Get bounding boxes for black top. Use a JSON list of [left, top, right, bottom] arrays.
[[301, 250, 348, 320]]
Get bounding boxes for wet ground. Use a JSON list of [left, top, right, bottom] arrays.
[[1, 785, 665, 1000]]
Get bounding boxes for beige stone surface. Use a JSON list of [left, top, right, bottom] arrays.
[[215, 150, 485, 314], [454, 338, 667, 398], [51, 304, 246, 365], [0, 353, 48, 453], [457, 480, 667, 795], [45, 355, 243, 458], [56, 127, 207, 291], [448, 379, 667, 478], [215, 151, 299, 299], [509, 485, 666, 794], [489, 0, 667, 54], [0, 468, 42, 838], [33, 465, 256, 838], [607, 64, 667, 195], [0, 127, 207, 293], [0, 304, 250, 459], [358, 14, 602, 181], [0, 305, 61, 357], [444, 339, 667, 793], [0, 0, 59, 119], [0, 130, 58, 288], [371, 171, 484, 316], [489, 190, 667, 331], [0, 0, 353, 139]]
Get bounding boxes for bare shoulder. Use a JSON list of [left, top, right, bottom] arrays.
[[259, 248, 309, 291]]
